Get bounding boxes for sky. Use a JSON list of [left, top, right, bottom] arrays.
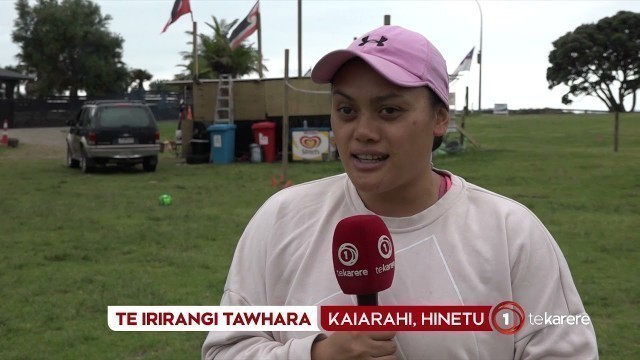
[[1, 0, 639, 111]]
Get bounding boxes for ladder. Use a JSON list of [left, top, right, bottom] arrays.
[[214, 74, 234, 124]]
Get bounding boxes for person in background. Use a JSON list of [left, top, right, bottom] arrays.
[[202, 25, 598, 360]]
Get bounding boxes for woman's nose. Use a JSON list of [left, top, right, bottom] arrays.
[[353, 113, 380, 143]]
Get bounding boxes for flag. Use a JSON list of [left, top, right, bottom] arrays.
[[228, 1, 260, 50], [451, 47, 474, 77], [161, 0, 192, 33]]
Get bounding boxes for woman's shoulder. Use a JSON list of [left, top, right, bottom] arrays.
[[458, 177, 542, 224], [271, 173, 347, 200], [258, 173, 349, 213]]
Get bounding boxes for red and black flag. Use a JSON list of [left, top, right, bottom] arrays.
[[228, 1, 260, 50], [161, 0, 192, 33]]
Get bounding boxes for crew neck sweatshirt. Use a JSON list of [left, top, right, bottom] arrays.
[[202, 172, 597, 360]]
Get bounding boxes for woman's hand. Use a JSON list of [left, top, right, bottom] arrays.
[[311, 331, 397, 360]]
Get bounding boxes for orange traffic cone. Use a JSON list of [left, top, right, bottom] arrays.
[[283, 180, 294, 188], [271, 176, 278, 187], [1, 119, 8, 146], [187, 105, 193, 120]]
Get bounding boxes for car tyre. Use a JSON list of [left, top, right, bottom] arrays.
[[67, 146, 80, 168], [143, 156, 157, 172], [80, 148, 95, 173]]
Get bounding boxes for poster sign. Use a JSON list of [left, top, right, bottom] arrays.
[[292, 129, 329, 161]]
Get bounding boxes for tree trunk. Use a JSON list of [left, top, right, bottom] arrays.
[[616, 92, 627, 112], [608, 99, 626, 113], [631, 91, 637, 112], [613, 112, 619, 153], [70, 86, 78, 101], [6, 81, 16, 100]]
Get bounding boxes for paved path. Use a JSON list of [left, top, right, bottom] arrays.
[[1, 127, 68, 159]]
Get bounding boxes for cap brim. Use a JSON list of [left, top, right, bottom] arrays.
[[311, 49, 427, 87]]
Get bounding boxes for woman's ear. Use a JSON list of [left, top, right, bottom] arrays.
[[433, 107, 450, 137]]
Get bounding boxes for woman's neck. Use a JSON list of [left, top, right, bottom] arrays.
[[357, 170, 442, 217]]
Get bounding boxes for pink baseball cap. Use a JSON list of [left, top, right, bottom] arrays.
[[311, 25, 449, 107]]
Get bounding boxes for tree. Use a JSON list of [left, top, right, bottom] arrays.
[[547, 11, 640, 112], [176, 16, 265, 80], [149, 79, 180, 92], [129, 68, 153, 91], [12, 0, 129, 99]]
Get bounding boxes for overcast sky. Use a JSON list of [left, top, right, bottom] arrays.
[[1, 0, 639, 111]]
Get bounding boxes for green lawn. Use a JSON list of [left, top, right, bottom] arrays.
[[1, 113, 638, 359]]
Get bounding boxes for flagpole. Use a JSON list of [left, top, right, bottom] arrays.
[[192, 21, 198, 80], [182, 19, 197, 158], [190, 1, 197, 80], [475, 0, 483, 114], [257, 10, 264, 78], [297, 0, 302, 78], [282, 49, 290, 182]]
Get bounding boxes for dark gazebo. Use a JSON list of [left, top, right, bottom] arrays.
[[0, 69, 34, 127]]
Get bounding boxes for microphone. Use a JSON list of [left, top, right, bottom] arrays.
[[332, 215, 395, 306]]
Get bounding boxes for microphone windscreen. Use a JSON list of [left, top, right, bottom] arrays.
[[332, 215, 395, 295]]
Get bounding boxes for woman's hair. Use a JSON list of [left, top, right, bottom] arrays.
[[427, 87, 448, 151], [427, 87, 448, 112]]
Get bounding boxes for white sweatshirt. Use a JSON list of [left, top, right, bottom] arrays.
[[202, 172, 598, 360]]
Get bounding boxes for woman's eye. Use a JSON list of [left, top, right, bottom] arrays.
[[380, 107, 400, 115], [337, 106, 354, 115]]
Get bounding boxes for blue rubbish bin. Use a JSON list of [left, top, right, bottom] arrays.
[[207, 124, 237, 164]]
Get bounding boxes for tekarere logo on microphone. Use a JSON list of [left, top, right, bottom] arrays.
[[378, 235, 393, 259], [338, 243, 358, 266]]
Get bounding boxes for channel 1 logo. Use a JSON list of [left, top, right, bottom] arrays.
[[491, 301, 525, 335]]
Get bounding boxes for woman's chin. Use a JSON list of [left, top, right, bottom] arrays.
[[348, 175, 387, 195]]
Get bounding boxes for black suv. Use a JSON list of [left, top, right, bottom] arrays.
[[66, 100, 160, 173]]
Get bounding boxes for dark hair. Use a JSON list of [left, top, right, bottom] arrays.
[[426, 87, 447, 151], [426, 87, 447, 110]]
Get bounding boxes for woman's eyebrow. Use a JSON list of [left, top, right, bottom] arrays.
[[331, 90, 405, 103], [372, 93, 405, 103], [331, 89, 353, 101]]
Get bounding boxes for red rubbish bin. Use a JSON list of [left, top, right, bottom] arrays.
[[251, 121, 277, 163]]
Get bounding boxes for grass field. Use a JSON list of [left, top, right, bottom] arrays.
[[1, 113, 638, 359]]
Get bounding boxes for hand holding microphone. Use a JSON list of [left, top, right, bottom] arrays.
[[312, 215, 398, 360], [311, 330, 397, 360]]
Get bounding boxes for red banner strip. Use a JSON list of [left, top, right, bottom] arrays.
[[320, 306, 493, 332]]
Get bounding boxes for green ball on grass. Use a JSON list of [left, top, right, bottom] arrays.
[[158, 194, 172, 206]]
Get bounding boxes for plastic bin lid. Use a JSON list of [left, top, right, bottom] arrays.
[[207, 124, 237, 131], [252, 121, 276, 129]]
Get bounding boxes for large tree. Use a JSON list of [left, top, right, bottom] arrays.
[[175, 16, 265, 80], [547, 11, 640, 112], [12, 0, 129, 99]]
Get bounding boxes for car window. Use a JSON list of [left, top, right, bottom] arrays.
[[80, 108, 91, 127], [86, 107, 96, 126], [73, 109, 83, 126], [96, 106, 153, 128]]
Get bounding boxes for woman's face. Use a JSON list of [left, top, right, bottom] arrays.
[[331, 59, 448, 201]]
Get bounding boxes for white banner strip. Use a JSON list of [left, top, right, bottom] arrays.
[[108, 306, 320, 332]]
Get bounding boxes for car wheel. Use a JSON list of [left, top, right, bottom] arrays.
[[67, 146, 80, 168], [80, 148, 94, 173], [143, 156, 157, 172]]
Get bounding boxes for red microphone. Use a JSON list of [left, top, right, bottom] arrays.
[[332, 215, 395, 306]]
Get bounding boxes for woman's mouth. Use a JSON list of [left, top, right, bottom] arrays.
[[351, 153, 390, 170], [353, 154, 389, 163]]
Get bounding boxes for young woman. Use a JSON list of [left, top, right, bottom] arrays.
[[202, 25, 598, 360]]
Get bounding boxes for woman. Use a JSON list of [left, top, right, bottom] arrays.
[[202, 25, 598, 360]]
